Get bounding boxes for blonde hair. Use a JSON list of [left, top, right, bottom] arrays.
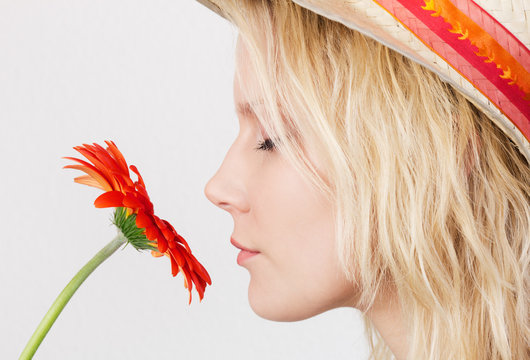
[[212, 0, 530, 358]]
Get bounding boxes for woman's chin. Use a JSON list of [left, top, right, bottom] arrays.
[[248, 299, 316, 322], [247, 283, 325, 322]]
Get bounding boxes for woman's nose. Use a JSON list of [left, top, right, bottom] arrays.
[[204, 152, 250, 215]]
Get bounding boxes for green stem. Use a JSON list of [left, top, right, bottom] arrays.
[[19, 232, 127, 360]]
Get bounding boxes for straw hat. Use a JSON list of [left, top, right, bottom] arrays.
[[196, 0, 530, 163]]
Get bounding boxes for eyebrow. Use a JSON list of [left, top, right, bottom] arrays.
[[235, 100, 263, 118]]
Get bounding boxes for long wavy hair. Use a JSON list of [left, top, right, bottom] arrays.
[[210, 0, 530, 358]]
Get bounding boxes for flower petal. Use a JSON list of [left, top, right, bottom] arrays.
[[74, 146, 120, 190], [188, 254, 212, 285], [183, 252, 212, 287], [145, 224, 168, 253], [196, 259, 212, 285], [155, 228, 168, 253], [162, 220, 192, 253], [168, 251, 181, 277], [73, 175, 106, 190], [132, 191, 153, 214], [113, 172, 135, 189], [180, 265, 193, 304], [123, 193, 144, 210], [94, 191, 125, 208], [63, 162, 113, 192], [145, 226, 158, 240], [190, 271, 206, 301], [155, 217, 178, 248], [92, 143, 123, 173], [150, 250, 164, 258], [104, 140, 129, 175], [175, 233, 192, 253], [129, 164, 146, 189], [169, 246, 185, 268], [135, 210, 152, 228]]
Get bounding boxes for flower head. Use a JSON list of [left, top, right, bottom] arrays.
[[63, 140, 211, 304]]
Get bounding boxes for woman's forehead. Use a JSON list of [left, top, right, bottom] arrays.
[[233, 51, 263, 116]]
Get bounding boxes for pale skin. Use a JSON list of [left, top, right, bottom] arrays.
[[204, 35, 409, 360]]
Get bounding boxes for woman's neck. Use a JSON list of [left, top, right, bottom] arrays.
[[364, 291, 409, 360]]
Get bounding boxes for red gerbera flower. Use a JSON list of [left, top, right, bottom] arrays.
[[63, 140, 211, 304]]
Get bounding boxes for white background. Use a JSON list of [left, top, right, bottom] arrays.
[[0, 1, 369, 359]]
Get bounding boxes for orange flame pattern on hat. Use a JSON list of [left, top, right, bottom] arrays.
[[421, 0, 530, 98]]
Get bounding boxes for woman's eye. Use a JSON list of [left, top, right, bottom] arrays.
[[255, 138, 276, 152]]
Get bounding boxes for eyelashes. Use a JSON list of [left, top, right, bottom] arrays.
[[255, 138, 276, 152]]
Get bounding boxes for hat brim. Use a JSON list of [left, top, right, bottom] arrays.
[[196, 0, 530, 163]]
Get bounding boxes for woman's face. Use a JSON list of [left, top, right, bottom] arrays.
[[204, 36, 356, 321]]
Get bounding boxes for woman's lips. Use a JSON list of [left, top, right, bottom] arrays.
[[231, 237, 260, 265], [230, 237, 260, 252], [236, 249, 260, 265]]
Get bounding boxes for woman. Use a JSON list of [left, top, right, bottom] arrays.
[[201, 0, 529, 359]]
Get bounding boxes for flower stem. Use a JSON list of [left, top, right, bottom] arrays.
[[19, 232, 127, 360]]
